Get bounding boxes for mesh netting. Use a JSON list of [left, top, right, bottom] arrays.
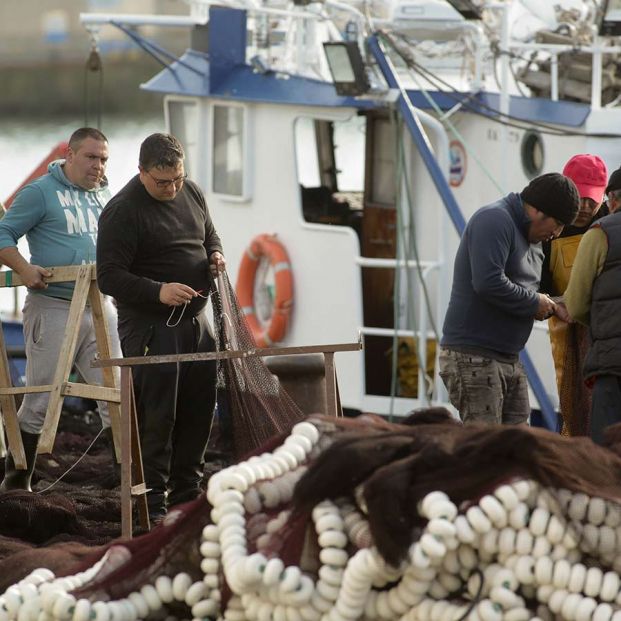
[[0, 272, 308, 588], [5, 412, 621, 621], [558, 322, 592, 437], [16, 274, 621, 619], [0, 419, 119, 592], [212, 271, 305, 459]]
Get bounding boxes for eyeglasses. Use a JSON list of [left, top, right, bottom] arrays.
[[145, 170, 188, 188]]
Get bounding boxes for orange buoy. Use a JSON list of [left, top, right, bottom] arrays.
[[236, 234, 293, 347]]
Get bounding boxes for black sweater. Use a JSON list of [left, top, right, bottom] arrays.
[[96, 175, 223, 317]]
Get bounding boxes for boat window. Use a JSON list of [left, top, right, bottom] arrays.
[[366, 116, 396, 206], [212, 104, 246, 198], [166, 99, 199, 179], [521, 131, 545, 179], [295, 118, 321, 188], [294, 116, 364, 227], [333, 117, 365, 193]]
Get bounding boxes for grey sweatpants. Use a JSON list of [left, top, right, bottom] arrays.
[[18, 292, 121, 434]]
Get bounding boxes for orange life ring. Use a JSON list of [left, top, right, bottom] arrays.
[[235, 234, 293, 347]]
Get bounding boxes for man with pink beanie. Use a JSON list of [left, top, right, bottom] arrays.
[[540, 154, 608, 436]]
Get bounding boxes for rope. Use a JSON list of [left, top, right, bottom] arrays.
[[455, 568, 485, 621], [395, 119, 437, 402], [389, 110, 403, 421], [166, 290, 212, 328], [36, 427, 104, 494]]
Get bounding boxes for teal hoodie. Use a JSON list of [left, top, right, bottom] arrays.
[[0, 160, 110, 300]]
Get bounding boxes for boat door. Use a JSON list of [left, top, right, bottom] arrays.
[[297, 106, 446, 414], [360, 111, 398, 398]]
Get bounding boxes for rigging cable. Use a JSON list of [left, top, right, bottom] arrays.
[[389, 111, 406, 419], [382, 30, 621, 139], [406, 59, 505, 194], [388, 112, 439, 417]]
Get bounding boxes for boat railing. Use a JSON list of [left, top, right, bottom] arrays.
[[81, 1, 350, 82], [355, 256, 442, 405], [80, 13, 205, 27], [508, 39, 621, 110]]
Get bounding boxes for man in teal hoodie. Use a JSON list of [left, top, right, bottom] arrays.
[[0, 127, 118, 492]]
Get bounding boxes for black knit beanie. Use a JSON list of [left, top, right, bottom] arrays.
[[520, 172, 580, 225], [606, 166, 621, 194]]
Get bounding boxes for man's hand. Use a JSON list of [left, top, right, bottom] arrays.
[[20, 264, 52, 289], [209, 251, 226, 277], [159, 282, 198, 306], [535, 293, 557, 321], [552, 301, 574, 323]]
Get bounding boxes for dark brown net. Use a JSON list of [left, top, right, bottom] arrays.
[[0, 419, 120, 592], [211, 270, 305, 459], [0, 272, 308, 588], [293, 413, 621, 565], [558, 322, 592, 436], [4, 412, 621, 621], [68, 496, 211, 601]]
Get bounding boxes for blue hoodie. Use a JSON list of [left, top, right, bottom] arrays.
[[441, 192, 542, 355], [0, 160, 110, 300]]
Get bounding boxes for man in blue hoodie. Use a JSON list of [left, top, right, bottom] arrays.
[[0, 127, 118, 492], [439, 173, 579, 425]]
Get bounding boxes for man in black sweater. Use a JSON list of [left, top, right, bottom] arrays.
[[96, 133, 225, 522]]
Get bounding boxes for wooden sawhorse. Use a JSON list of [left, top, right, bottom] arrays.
[[0, 264, 149, 531], [93, 339, 361, 538]]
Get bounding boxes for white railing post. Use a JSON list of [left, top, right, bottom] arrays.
[[550, 53, 559, 101], [417, 266, 433, 404], [592, 35, 603, 110]]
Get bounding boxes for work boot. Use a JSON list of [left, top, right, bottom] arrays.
[[147, 490, 167, 526], [100, 427, 121, 489], [0, 430, 39, 492]]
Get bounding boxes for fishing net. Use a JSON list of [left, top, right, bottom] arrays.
[[558, 322, 592, 437], [549, 316, 592, 436], [211, 270, 305, 459], [0, 271, 306, 589], [0, 417, 119, 593], [4, 412, 621, 621]]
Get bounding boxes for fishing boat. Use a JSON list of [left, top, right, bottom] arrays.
[[78, 0, 621, 428]]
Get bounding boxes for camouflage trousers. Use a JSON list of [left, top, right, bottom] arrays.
[[439, 347, 530, 425]]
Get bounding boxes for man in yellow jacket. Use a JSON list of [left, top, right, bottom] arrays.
[[565, 166, 621, 443], [540, 154, 608, 435]]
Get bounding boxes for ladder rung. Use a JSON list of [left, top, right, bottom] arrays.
[[0, 385, 54, 395], [61, 381, 121, 403]]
